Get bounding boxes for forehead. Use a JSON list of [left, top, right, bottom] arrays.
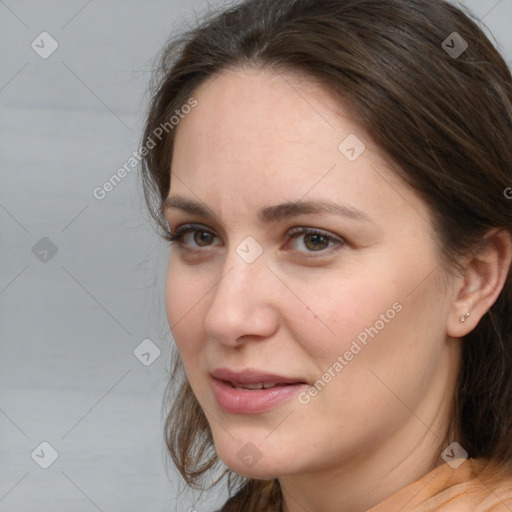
[[169, 67, 428, 230], [173, 67, 358, 163]]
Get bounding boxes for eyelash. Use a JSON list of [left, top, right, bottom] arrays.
[[165, 223, 344, 255]]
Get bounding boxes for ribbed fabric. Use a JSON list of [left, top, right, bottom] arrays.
[[369, 458, 512, 511], [215, 458, 512, 511]]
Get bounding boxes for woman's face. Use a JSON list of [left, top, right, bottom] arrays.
[[164, 67, 461, 479]]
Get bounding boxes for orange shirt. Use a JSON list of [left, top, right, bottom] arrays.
[[369, 458, 512, 511]]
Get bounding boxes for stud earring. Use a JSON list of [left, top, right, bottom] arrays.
[[460, 312, 470, 323]]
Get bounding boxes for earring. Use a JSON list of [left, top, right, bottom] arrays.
[[460, 312, 470, 323]]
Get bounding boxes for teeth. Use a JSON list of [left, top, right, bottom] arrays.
[[231, 382, 280, 390], [239, 383, 264, 390]]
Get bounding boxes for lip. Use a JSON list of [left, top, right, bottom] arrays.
[[210, 367, 307, 385], [210, 367, 308, 414]]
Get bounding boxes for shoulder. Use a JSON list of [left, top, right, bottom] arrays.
[[370, 458, 512, 511], [472, 459, 512, 512]]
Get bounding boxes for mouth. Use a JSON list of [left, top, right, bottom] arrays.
[[209, 367, 309, 414], [210, 367, 308, 387], [221, 380, 302, 390]]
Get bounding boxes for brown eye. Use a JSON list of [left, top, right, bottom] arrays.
[[303, 233, 329, 251], [168, 225, 221, 249], [193, 231, 215, 246], [286, 227, 344, 254]]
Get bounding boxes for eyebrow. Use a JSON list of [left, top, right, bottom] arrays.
[[161, 196, 373, 224]]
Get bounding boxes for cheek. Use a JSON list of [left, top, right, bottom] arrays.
[[297, 272, 447, 423], [287, 260, 443, 405], [285, 272, 401, 361], [165, 262, 208, 355]]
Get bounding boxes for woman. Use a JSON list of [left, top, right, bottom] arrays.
[[140, 0, 512, 510]]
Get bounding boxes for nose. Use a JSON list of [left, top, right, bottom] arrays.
[[203, 251, 280, 346]]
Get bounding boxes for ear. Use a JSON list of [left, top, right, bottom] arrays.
[[447, 228, 512, 338]]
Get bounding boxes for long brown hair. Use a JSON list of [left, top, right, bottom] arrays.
[[140, 0, 512, 509]]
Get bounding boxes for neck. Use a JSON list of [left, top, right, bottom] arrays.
[[279, 394, 454, 512]]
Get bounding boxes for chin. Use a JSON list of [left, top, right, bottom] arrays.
[[217, 452, 282, 479], [212, 434, 298, 480]]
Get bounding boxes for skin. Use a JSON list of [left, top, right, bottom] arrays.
[[163, 67, 512, 512]]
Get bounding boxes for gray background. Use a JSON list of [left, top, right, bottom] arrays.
[[1, 1, 511, 511]]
